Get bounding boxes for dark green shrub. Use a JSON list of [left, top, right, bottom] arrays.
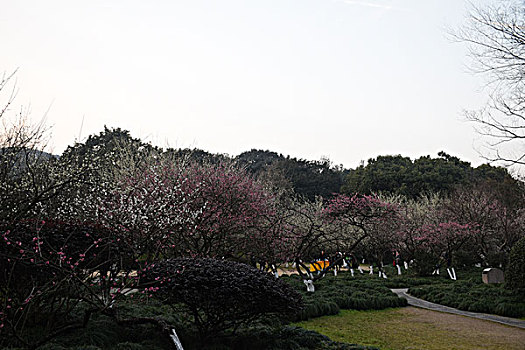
[[142, 258, 304, 340], [296, 301, 340, 320], [272, 326, 379, 350], [412, 251, 437, 276], [288, 274, 407, 320], [494, 303, 525, 318], [38, 344, 69, 350], [453, 244, 480, 267], [173, 324, 379, 350], [506, 236, 525, 292], [408, 280, 525, 318], [468, 301, 486, 313], [112, 343, 146, 350]]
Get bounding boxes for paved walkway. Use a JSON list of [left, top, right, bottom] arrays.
[[391, 288, 525, 329]]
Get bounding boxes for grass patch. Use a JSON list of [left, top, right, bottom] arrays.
[[295, 307, 525, 350]]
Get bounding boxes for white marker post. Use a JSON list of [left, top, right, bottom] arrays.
[[304, 279, 315, 292], [397, 265, 401, 275], [170, 329, 184, 350], [350, 268, 354, 277]]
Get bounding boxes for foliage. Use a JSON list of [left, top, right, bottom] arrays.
[[443, 183, 525, 267], [48, 127, 162, 222], [0, 302, 180, 350], [381, 271, 454, 289], [281, 274, 407, 321], [1, 321, 378, 350], [236, 149, 344, 200], [393, 194, 482, 275], [324, 194, 402, 270], [0, 219, 143, 348], [142, 258, 304, 340], [282, 194, 402, 282], [341, 152, 516, 199], [506, 236, 525, 292], [409, 278, 525, 318], [164, 147, 227, 165], [174, 162, 276, 259], [97, 159, 278, 262]]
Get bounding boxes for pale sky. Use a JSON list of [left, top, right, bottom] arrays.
[[0, 0, 498, 168]]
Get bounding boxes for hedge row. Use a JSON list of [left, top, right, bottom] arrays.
[[281, 273, 407, 321], [25, 318, 380, 350], [181, 325, 380, 350], [409, 279, 525, 318]]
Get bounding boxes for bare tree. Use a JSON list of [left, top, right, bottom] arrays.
[[0, 70, 89, 221], [0, 70, 54, 220], [0, 69, 48, 152], [453, 1, 525, 166]]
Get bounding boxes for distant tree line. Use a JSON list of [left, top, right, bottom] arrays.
[[341, 152, 521, 203]]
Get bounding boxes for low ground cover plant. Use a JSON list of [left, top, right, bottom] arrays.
[[281, 273, 408, 321], [332, 265, 525, 318], [409, 279, 525, 318], [10, 320, 380, 350], [506, 236, 525, 292], [378, 265, 456, 288]]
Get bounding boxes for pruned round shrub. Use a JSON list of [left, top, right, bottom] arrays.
[[506, 236, 525, 292], [142, 258, 304, 339]]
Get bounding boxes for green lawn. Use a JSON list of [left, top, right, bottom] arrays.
[[295, 307, 525, 350]]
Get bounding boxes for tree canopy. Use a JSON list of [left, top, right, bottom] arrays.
[[342, 152, 518, 199], [236, 149, 344, 200]]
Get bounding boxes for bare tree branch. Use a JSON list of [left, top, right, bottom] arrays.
[[452, 1, 525, 167]]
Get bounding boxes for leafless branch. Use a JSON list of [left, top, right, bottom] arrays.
[[452, 1, 525, 167]]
